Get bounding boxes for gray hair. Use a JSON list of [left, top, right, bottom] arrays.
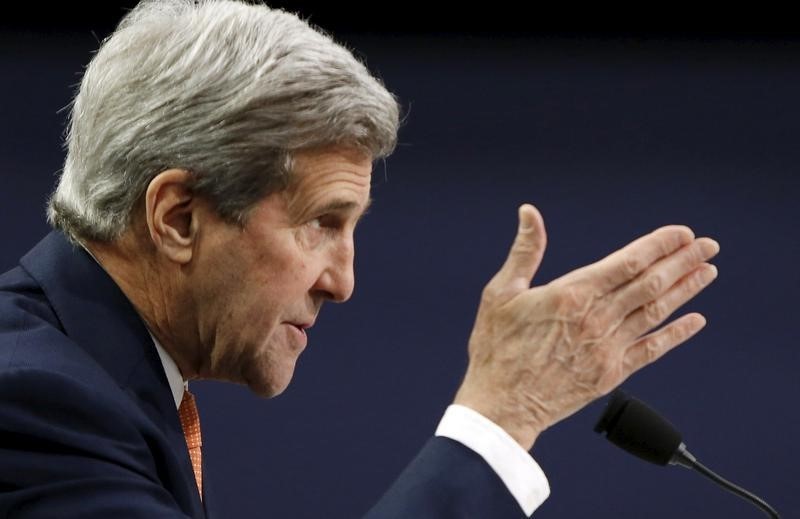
[[48, 0, 400, 242]]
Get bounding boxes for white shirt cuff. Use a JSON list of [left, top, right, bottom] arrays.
[[435, 404, 550, 517]]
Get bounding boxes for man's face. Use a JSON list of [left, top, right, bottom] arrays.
[[190, 146, 372, 397]]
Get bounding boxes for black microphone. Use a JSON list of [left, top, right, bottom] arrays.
[[594, 390, 780, 518]]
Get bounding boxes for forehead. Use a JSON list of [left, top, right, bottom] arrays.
[[284, 146, 373, 214]]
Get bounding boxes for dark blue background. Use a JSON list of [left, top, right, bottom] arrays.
[[1, 10, 798, 518]]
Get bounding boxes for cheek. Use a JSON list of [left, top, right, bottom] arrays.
[[207, 290, 281, 373], [200, 232, 318, 328], [259, 254, 317, 295]]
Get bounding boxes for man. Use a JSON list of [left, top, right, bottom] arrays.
[[0, 1, 720, 517]]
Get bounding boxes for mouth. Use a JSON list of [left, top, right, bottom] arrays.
[[289, 321, 313, 331], [290, 323, 306, 335], [286, 320, 315, 339]]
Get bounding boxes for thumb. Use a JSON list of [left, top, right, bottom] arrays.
[[494, 204, 547, 290]]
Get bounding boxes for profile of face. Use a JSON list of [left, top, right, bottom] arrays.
[[186, 146, 373, 397]]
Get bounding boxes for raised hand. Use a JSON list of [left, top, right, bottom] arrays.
[[453, 204, 719, 450]]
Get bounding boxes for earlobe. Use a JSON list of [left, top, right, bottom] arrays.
[[145, 169, 197, 265]]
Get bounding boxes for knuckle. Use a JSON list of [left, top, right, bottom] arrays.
[[481, 281, 520, 307], [689, 269, 707, 290], [551, 283, 588, 315], [700, 263, 716, 282], [657, 324, 684, 351], [512, 237, 537, 255], [644, 274, 663, 297], [645, 339, 662, 362], [659, 235, 674, 257], [672, 323, 686, 342], [686, 242, 703, 265], [644, 300, 667, 324], [481, 284, 500, 304], [622, 256, 642, 278], [668, 228, 691, 251]]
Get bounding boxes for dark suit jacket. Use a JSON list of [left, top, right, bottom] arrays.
[[0, 231, 525, 518]]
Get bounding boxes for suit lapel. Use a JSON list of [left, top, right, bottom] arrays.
[[20, 231, 206, 517]]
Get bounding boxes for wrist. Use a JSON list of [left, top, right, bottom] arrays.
[[453, 390, 541, 451]]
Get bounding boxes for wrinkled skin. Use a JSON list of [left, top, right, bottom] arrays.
[[454, 204, 719, 449]]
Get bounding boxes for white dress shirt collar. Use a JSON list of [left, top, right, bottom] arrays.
[[150, 332, 187, 409]]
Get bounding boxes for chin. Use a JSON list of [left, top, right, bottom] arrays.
[[250, 379, 291, 398], [244, 362, 297, 399]]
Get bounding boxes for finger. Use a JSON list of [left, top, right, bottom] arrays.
[[578, 225, 695, 294], [594, 237, 719, 325], [492, 204, 547, 291], [613, 263, 717, 344], [621, 313, 706, 378]]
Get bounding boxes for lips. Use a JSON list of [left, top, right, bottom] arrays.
[[288, 321, 314, 331], [286, 319, 315, 343], [290, 323, 306, 335]]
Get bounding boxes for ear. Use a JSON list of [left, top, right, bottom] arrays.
[[144, 169, 198, 264]]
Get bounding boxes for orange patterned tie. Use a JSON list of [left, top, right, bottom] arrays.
[[179, 389, 203, 499]]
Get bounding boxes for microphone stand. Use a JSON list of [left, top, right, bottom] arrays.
[[671, 444, 780, 519], [595, 391, 782, 519]]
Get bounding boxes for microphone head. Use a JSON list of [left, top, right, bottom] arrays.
[[594, 390, 683, 466]]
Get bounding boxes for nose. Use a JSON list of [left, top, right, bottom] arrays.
[[313, 235, 355, 303]]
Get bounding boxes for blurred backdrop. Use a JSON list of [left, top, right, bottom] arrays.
[[1, 4, 798, 518]]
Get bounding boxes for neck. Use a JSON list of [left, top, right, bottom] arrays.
[[84, 230, 200, 380]]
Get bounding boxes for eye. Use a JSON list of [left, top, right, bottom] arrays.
[[309, 214, 345, 232]]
